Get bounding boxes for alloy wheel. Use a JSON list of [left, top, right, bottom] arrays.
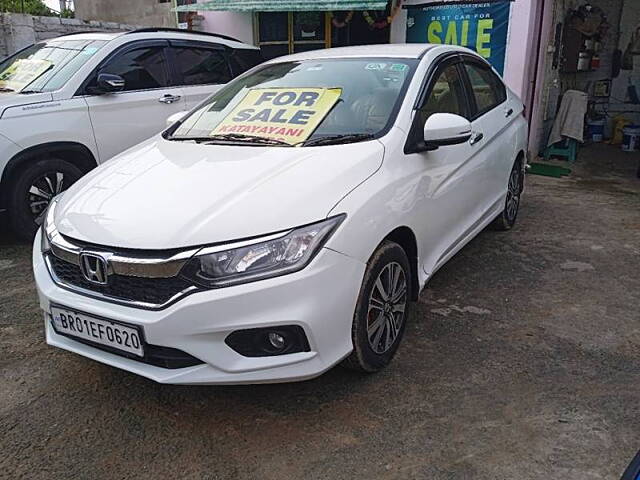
[[505, 166, 521, 222], [28, 171, 65, 225], [367, 261, 408, 354]]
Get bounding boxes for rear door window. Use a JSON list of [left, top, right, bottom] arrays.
[[228, 49, 263, 76], [463, 61, 506, 117], [171, 45, 231, 86]]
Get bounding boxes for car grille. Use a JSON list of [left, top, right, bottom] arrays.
[[47, 253, 198, 308]]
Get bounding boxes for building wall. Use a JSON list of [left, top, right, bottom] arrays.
[[0, 13, 142, 60], [197, 9, 254, 44], [75, 0, 176, 27]]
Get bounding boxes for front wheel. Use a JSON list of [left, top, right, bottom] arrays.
[[492, 156, 524, 231], [342, 241, 412, 373], [8, 157, 83, 240]]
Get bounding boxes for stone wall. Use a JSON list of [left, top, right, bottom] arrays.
[[0, 13, 144, 60], [74, 0, 176, 29]]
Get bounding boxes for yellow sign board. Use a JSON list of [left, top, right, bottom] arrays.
[[0, 58, 53, 91], [211, 87, 342, 145]]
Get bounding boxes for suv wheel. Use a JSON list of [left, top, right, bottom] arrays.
[[342, 240, 412, 373], [9, 157, 83, 240]]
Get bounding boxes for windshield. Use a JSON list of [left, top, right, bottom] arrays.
[[0, 39, 107, 93], [171, 58, 417, 146]]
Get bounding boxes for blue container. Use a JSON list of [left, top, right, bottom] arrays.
[[587, 119, 605, 142], [622, 125, 640, 152]]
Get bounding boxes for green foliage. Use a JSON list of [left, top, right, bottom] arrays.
[[0, 0, 56, 16]]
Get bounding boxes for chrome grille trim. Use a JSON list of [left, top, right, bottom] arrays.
[[48, 228, 199, 279]]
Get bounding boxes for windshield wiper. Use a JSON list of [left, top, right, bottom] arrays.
[[170, 133, 291, 146], [208, 133, 291, 146], [0, 87, 14, 92], [19, 89, 41, 94], [301, 133, 375, 147]]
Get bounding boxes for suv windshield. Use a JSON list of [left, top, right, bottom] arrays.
[[0, 39, 107, 93], [170, 58, 417, 146]]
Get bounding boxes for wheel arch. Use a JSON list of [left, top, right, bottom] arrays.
[[381, 226, 420, 301], [0, 141, 97, 207]]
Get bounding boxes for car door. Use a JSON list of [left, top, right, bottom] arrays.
[[83, 40, 186, 162], [402, 55, 488, 275], [459, 57, 514, 213], [168, 40, 232, 110]]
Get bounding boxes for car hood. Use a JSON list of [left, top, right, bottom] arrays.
[[55, 136, 384, 249], [0, 91, 54, 118]]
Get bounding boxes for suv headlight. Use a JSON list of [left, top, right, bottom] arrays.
[[181, 215, 345, 288]]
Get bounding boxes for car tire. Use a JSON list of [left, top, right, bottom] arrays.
[[491, 156, 524, 231], [8, 157, 83, 241], [342, 240, 412, 373]]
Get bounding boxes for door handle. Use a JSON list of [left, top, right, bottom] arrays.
[[158, 94, 181, 104], [505, 108, 514, 118], [470, 132, 484, 146]]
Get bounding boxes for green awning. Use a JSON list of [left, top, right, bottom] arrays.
[[174, 0, 389, 12]]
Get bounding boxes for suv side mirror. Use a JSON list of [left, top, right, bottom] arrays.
[[423, 113, 472, 150], [96, 73, 125, 94]]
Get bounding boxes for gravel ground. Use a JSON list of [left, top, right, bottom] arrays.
[[1, 144, 639, 480]]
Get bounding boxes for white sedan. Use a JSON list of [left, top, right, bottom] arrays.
[[33, 44, 528, 384]]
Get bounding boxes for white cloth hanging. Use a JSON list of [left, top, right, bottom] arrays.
[[547, 90, 589, 146]]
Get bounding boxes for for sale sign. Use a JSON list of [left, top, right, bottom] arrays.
[[211, 87, 342, 145]]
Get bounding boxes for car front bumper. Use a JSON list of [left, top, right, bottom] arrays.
[[33, 230, 366, 385]]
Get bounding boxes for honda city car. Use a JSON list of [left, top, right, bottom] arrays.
[[33, 44, 528, 384]]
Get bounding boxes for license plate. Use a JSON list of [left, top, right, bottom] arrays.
[[50, 306, 144, 357]]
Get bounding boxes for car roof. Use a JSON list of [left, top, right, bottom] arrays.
[[44, 29, 258, 50], [266, 44, 441, 63]]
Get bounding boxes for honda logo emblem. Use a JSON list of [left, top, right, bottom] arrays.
[[79, 252, 109, 285]]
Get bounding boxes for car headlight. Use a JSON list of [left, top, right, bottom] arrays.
[[181, 215, 345, 288], [40, 196, 60, 253]]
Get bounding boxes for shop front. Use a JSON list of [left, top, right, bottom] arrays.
[[176, 0, 404, 60], [174, 0, 554, 157]]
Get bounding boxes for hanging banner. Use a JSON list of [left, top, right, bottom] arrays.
[[211, 87, 342, 145], [406, 2, 511, 74]]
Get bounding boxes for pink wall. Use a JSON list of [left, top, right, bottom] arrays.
[[503, 0, 542, 104]]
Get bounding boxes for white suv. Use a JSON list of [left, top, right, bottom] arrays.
[[0, 28, 261, 239]]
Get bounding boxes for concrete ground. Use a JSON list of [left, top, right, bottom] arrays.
[[0, 144, 639, 480]]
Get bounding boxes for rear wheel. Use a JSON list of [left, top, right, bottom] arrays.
[[492, 156, 524, 231], [342, 241, 411, 373], [8, 157, 83, 240]]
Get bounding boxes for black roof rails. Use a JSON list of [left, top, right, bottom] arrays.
[[127, 28, 243, 44], [54, 30, 114, 36]]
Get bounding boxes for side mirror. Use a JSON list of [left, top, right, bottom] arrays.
[[423, 113, 472, 150], [96, 73, 125, 93], [166, 111, 189, 127]]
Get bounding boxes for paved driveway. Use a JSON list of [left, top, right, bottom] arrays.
[[1, 144, 639, 479]]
